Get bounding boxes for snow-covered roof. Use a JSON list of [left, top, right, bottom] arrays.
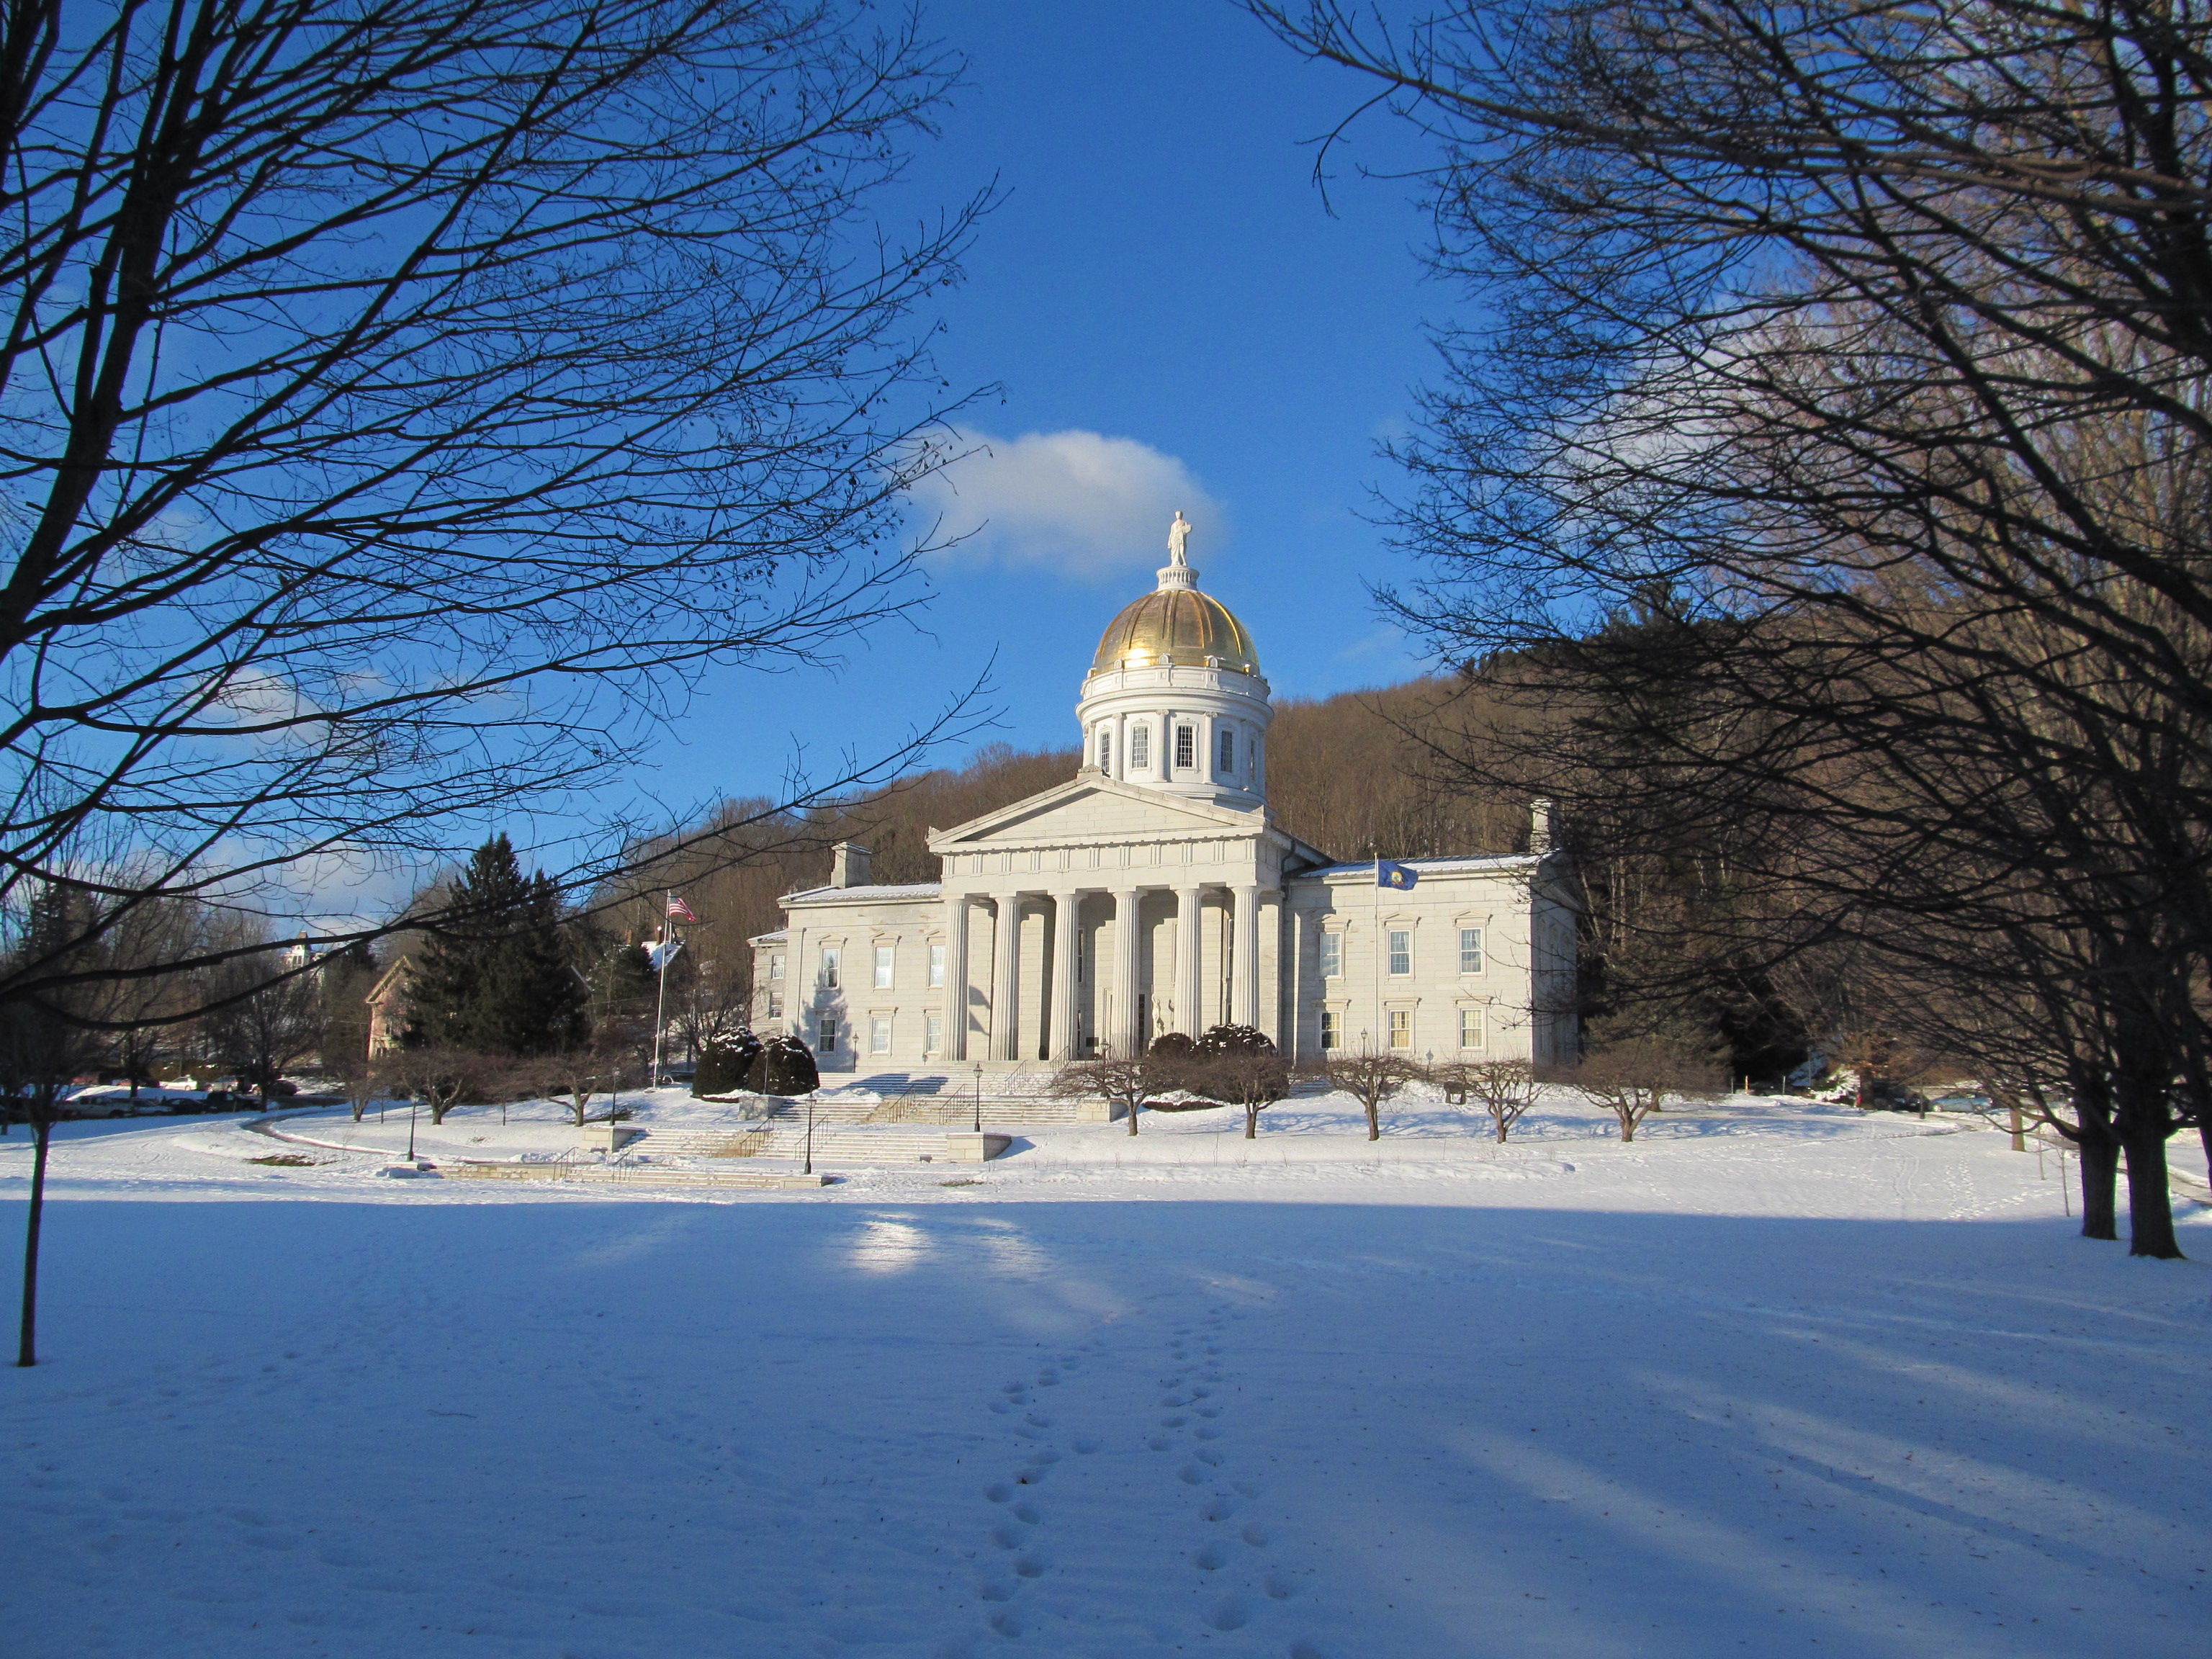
[[1299, 853, 1542, 881], [748, 929, 787, 946], [782, 881, 943, 905]]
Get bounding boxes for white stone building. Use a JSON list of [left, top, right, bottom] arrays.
[[750, 523, 1577, 1074]]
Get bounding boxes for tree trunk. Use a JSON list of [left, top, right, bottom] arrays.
[[1619, 1110, 1636, 1143], [2122, 1133, 2185, 1260], [431, 1098, 454, 1125], [1245, 1103, 1259, 1140], [2077, 1136, 2121, 1241], [1364, 1101, 1380, 1141], [2010, 1105, 2025, 1152], [17, 1119, 51, 1367], [1495, 1115, 1508, 1143], [1127, 1098, 1139, 1136]]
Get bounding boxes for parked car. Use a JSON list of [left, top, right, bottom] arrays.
[[1861, 1078, 1928, 1113], [60, 1085, 174, 1118], [1928, 1089, 1993, 1114]]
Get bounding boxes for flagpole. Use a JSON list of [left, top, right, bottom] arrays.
[[651, 891, 672, 1087]]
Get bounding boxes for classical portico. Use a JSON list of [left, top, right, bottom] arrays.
[[752, 513, 1577, 1076], [930, 784, 1292, 1062]]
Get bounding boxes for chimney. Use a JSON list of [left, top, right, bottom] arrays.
[[1529, 799, 1557, 855], [830, 842, 873, 888]]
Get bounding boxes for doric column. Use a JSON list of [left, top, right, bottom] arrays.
[[990, 892, 1022, 1061], [1174, 884, 1205, 1038], [1231, 884, 1261, 1028], [945, 894, 970, 1061], [1112, 887, 1143, 1057], [1051, 891, 1083, 1060]]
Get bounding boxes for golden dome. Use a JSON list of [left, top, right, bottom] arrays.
[[1092, 587, 1260, 675]]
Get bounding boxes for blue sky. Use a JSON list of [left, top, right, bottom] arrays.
[[656, 1, 1448, 816]]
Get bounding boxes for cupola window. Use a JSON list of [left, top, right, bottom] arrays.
[[1218, 727, 1235, 773], [1174, 724, 1195, 770], [1130, 723, 1150, 770], [1097, 727, 1112, 771]]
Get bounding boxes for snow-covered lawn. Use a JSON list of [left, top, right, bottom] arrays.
[[2, 1094, 2206, 1657]]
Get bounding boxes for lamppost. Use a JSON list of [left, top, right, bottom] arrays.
[[803, 1088, 817, 1176], [405, 1092, 418, 1162], [973, 1061, 983, 1133]]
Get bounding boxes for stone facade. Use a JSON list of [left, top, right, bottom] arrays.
[[751, 527, 1577, 1074]]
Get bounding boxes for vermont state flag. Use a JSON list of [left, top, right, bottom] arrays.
[[1376, 860, 1419, 890]]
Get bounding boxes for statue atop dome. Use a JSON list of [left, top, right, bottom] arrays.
[[1157, 510, 1199, 593]]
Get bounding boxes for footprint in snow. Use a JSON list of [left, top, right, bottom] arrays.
[[1205, 1593, 1251, 1631]]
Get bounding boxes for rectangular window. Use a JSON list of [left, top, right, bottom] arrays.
[[1319, 932, 1343, 979], [817, 1015, 837, 1052], [1320, 1009, 1340, 1050], [1098, 727, 1112, 771], [1130, 723, 1150, 769], [1460, 1006, 1486, 1050], [927, 943, 945, 987], [1218, 726, 1234, 772], [766, 993, 782, 1020], [925, 1010, 943, 1055], [1459, 927, 1485, 974], [1388, 929, 1412, 976], [819, 947, 840, 989], [869, 1016, 892, 1055], [1174, 724, 1195, 770], [1388, 1009, 1412, 1049], [873, 943, 894, 989], [769, 953, 784, 981]]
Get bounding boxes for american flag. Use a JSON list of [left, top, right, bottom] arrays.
[[666, 894, 697, 922]]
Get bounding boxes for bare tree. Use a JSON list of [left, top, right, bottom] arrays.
[[201, 957, 325, 1112], [1050, 1048, 1163, 1136], [377, 1047, 505, 1128], [0, 883, 115, 1364], [1440, 1057, 1539, 1143], [1200, 1046, 1294, 1141], [521, 1045, 637, 1130], [1574, 1038, 1726, 1144], [1301, 1046, 1422, 1143], [1256, 0, 2212, 1255], [338, 1063, 383, 1126], [0, 0, 989, 1027]]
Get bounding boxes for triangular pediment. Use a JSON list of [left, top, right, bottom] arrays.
[[929, 773, 1262, 850]]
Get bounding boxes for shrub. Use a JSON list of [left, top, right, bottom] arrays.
[[694, 1031, 764, 1097], [748, 1034, 819, 1097]]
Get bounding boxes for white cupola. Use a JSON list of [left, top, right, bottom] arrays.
[[1075, 512, 1272, 804]]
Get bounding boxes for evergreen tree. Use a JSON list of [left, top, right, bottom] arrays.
[[748, 1035, 819, 1097], [405, 837, 587, 1056]]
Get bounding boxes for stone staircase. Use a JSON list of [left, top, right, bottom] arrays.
[[441, 1160, 827, 1190], [688, 1081, 1120, 1134], [631, 1123, 994, 1164]]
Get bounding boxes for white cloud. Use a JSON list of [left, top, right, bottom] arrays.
[[909, 428, 1225, 580]]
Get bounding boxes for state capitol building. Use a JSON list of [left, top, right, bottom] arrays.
[[752, 518, 1577, 1074]]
